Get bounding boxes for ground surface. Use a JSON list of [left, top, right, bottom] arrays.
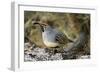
[[24, 42, 90, 61]]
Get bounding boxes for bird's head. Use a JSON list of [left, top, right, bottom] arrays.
[[32, 16, 53, 32], [32, 15, 40, 25]]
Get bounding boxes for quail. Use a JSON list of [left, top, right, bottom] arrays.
[[32, 16, 73, 53]]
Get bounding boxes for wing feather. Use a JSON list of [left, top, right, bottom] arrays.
[[55, 32, 68, 44]]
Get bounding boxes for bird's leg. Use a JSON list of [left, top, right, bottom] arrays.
[[50, 48, 55, 55], [52, 48, 57, 55], [51, 46, 59, 54], [44, 47, 54, 55]]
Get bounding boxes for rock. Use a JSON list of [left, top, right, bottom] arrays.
[[24, 43, 90, 61], [24, 43, 63, 61], [49, 53, 63, 60], [77, 55, 90, 59], [24, 54, 34, 61]]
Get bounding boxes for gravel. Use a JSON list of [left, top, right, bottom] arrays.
[[24, 42, 90, 61]]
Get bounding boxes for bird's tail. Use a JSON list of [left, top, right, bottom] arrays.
[[64, 32, 86, 52]]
